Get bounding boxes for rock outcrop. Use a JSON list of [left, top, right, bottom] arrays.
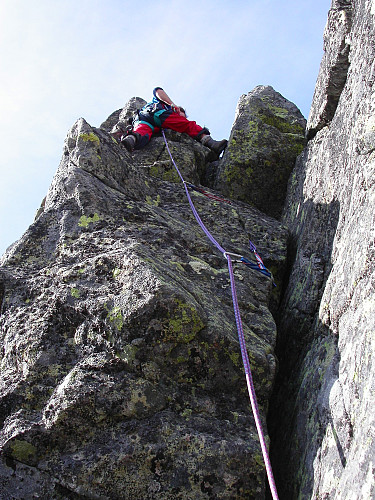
[[0, 107, 289, 497], [270, 0, 375, 498], [213, 86, 306, 219]]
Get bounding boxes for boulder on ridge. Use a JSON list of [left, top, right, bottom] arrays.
[[213, 85, 306, 219]]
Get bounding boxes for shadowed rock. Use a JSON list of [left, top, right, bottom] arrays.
[[306, 0, 353, 140], [270, 0, 375, 498]]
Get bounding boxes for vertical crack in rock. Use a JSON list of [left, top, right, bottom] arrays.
[[306, 0, 353, 140], [269, 0, 375, 498]]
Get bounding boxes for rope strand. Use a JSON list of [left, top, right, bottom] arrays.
[[161, 130, 279, 499], [227, 255, 278, 500]]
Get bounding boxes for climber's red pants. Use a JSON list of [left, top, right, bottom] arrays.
[[133, 112, 205, 149], [161, 113, 204, 137]]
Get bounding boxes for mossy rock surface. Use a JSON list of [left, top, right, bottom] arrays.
[[214, 85, 306, 219]]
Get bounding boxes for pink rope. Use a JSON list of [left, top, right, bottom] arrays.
[[161, 130, 279, 499]]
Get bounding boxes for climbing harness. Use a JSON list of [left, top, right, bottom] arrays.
[[161, 130, 279, 500]]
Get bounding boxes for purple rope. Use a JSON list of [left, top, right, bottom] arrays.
[[161, 130, 279, 499], [183, 182, 226, 254], [227, 255, 279, 500], [162, 130, 225, 254]]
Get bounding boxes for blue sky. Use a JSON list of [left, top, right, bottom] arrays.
[[0, 0, 331, 256]]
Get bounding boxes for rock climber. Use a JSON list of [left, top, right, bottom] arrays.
[[117, 87, 228, 156]]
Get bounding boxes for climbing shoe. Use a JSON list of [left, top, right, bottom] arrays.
[[200, 135, 228, 156], [121, 134, 136, 152]]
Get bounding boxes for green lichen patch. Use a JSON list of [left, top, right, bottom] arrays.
[[107, 306, 124, 331], [78, 213, 101, 228], [146, 195, 161, 207], [260, 113, 305, 135], [79, 132, 100, 147], [70, 287, 80, 299], [149, 163, 180, 183], [163, 299, 205, 343], [225, 348, 241, 367], [112, 267, 121, 279], [10, 439, 37, 465]]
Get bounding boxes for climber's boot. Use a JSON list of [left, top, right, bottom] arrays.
[[110, 124, 126, 142], [121, 134, 136, 152], [200, 135, 228, 156]]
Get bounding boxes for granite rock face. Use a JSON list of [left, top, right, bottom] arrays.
[[2, 1, 374, 494], [213, 85, 306, 219], [270, 0, 375, 498], [0, 108, 288, 498]]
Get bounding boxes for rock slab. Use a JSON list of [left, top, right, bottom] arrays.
[[270, 0, 375, 498]]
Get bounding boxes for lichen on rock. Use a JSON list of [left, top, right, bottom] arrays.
[[213, 85, 306, 219], [0, 97, 288, 498], [269, 1, 375, 498]]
